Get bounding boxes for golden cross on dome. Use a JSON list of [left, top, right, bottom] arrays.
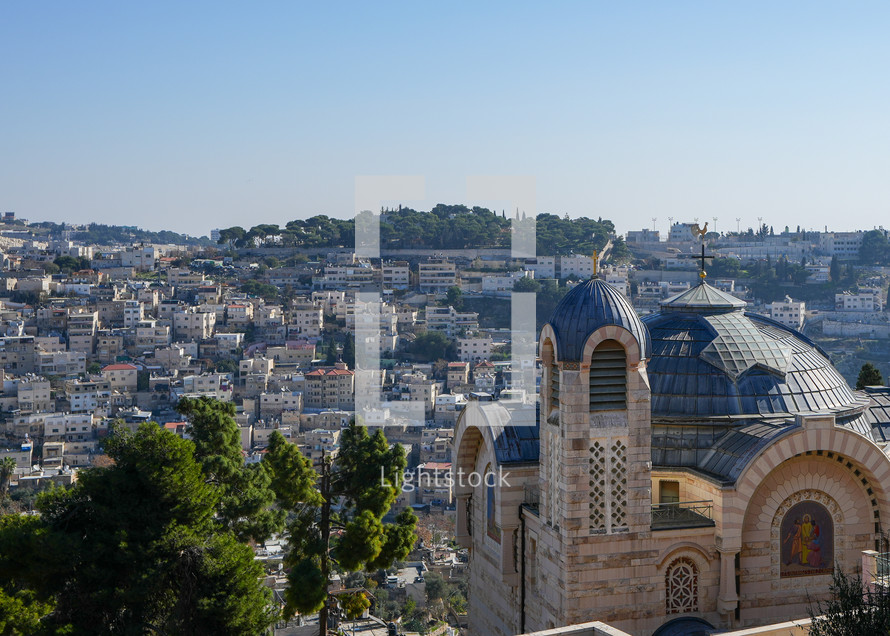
[[591, 249, 599, 278]]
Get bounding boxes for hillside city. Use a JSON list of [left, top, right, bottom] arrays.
[[1, 207, 889, 635]]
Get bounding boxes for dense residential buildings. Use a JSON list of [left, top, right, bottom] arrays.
[[0, 216, 889, 636]]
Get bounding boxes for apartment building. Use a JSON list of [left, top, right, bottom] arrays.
[[304, 366, 355, 410], [37, 351, 86, 376], [136, 320, 173, 349], [259, 390, 303, 417], [66, 378, 112, 414], [67, 311, 98, 354], [418, 258, 457, 293], [835, 291, 883, 312], [382, 261, 410, 290], [17, 378, 53, 413], [174, 308, 216, 341], [101, 363, 138, 391], [457, 336, 492, 362], [288, 303, 324, 339], [425, 306, 479, 337], [0, 336, 37, 374], [558, 255, 594, 279], [767, 297, 806, 330]]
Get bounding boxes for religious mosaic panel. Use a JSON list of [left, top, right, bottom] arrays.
[[780, 500, 833, 577]]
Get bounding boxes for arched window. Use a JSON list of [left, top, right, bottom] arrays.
[[665, 557, 699, 614], [589, 340, 626, 411], [485, 464, 501, 543]]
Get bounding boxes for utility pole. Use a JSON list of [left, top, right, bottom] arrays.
[[651, 217, 657, 232], [318, 452, 332, 636]]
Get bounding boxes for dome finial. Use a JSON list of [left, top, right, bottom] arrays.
[[591, 249, 599, 279], [696, 240, 715, 282]]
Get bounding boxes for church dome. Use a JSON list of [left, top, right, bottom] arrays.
[[546, 278, 650, 361], [642, 282, 860, 419]]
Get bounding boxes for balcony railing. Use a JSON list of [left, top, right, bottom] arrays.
[[877, 553, 890, 581], [651, 500, 715, 530]]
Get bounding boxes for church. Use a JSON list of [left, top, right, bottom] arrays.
[[453, 268, 890, 635]]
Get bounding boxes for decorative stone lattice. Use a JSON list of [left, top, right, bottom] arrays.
[[665, 557, 699, 614], [589, 441, 607, 531], [550, 430, 561, 526], [609, 439, 628, 529], [590, 437, 628, 533]]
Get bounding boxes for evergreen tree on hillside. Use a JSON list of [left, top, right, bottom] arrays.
[[856, 362, 884, 390], [264, 424, 417, 636], [0, 423, 276, 634]]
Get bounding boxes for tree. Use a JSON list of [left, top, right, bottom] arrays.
[[410, 331, 453, 361], [513, 276, 542, 293], [859, 229, 890, 265], [445, 286, 463, 309], [340, 591, 371, 627], [176, 397, 283, 543], [830, 255, 841, 284], [343, 334, 355, 369], [0, 458, 15, 498], [217, 226, 246, 248], [856, 363, 884, 390], [809, 568, 890, 635], [264, 425, 417, 636], [0, 586, 54, 634], [0, 423, 276, 634], [325, 338, 339, 365], [609, 235, 632, 261], [53, 255, 90, 273]]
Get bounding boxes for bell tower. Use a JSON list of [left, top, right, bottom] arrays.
[[538, 271, 652, 625]]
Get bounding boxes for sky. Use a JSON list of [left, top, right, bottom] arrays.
[[2, 2, 890, 238]]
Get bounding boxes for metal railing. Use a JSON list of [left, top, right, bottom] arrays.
[[877, 552, 890, 581], [651, 500, 715, 530]]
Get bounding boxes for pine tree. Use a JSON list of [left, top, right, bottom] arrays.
[[0, 457, 15, 497], [325, 338, 338, 365], [343, 334, 355, 369], [0, 423, 277, 634], [856, 363, 884, 390], [176, 396, 283, 542], [830, 255, 841, 283], [264, 424, 417, 636]]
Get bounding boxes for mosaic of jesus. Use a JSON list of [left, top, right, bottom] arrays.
[[780, 500, 833, 577]]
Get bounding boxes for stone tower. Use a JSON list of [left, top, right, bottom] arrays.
[[537, 275, 654, 627]]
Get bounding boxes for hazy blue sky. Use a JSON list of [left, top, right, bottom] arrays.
[[2, 2, 889, 237]]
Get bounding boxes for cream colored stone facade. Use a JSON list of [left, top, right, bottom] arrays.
[[454, 292, 890, 636]]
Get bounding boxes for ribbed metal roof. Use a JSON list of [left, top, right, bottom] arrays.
[[642, 311, 858, 418], [458, 401, 539, 465], [546, 278, 650, 361], [661, 281, 747, 312]]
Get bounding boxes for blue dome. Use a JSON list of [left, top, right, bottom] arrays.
[[546, 278, 650, 361]]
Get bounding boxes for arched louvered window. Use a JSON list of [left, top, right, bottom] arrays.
[[589, 340, 627, 411], [550, 361, 560, 413]]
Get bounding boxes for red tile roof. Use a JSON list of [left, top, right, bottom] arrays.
[[102, 364, 138, 371], [306, 368, 354, 377]]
